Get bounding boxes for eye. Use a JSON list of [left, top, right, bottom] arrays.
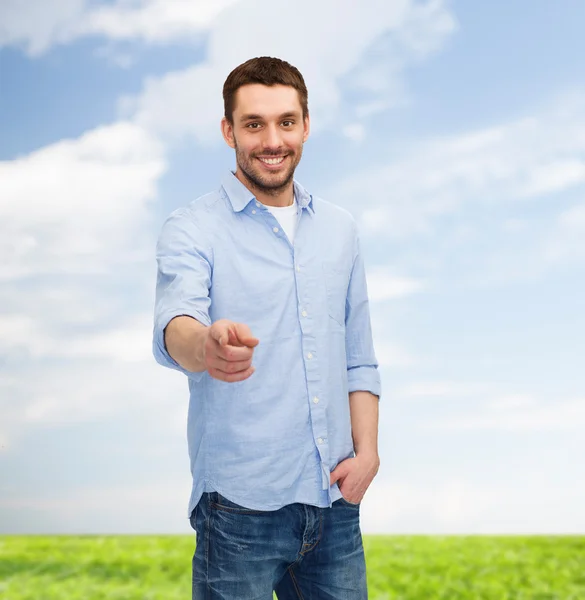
[[246, 123, 261, 129], [282, 120, 294, 127]]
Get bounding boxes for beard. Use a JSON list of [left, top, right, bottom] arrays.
[[234, 139, 303, 197]]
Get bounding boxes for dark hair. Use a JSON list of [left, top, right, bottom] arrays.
[[223, 56, 309, 124]]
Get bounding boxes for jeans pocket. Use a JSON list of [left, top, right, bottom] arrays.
[[211, 491, 265, 515], [338, 496, 361, 508]]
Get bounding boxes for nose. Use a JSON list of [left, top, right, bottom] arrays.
[[261, 124, 283, 152]]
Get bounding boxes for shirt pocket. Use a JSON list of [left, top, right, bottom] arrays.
[[322, 262, 349, 327]]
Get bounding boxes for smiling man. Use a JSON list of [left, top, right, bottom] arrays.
[[153, 56, 381, 600]]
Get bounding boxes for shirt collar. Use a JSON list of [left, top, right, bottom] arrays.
[[221, 170, 315, 214]]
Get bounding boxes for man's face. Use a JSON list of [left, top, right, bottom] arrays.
[[222, 84, 310, 195]]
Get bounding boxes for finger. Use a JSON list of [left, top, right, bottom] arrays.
[[330, 464, 348, 485], [207, 357, 253, 375], [227, 326, 242, 347], [215, 344, 255, 363], [233, 323, 260, 348], [209, 323, 231, 347], [208, 329, 253, 360], [208, 366, 255, 383], [223, 324, 256, 348]]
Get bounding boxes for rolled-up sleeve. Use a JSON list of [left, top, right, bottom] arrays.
[[345, 222, 381, 399], [152, 209, 212, 381]]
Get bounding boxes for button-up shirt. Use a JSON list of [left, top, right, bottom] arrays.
[[152, 170, 381, 518]]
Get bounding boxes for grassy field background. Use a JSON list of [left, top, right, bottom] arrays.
[[1, 535, 584, 599]]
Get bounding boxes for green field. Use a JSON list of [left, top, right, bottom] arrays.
[[1, 535, 584, 599]]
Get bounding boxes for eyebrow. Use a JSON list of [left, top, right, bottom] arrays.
[[239, 111, 301, 123]]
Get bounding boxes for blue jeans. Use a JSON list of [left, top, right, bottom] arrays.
[[190, 491, 368, 599]]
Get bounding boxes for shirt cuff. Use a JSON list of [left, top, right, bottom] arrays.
[[153, 310, 211, 382], [347, 365, 381, 399]]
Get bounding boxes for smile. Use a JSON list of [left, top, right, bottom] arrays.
[[257, 156, 286, 166]]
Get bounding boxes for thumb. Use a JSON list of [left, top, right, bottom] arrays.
[[211, 322, 231, 347], [330, 462, 349, 486]]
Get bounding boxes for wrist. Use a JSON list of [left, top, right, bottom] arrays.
[[195, 326, 210, 368], [355, 449, 379, 464]]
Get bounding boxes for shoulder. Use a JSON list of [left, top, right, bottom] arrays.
[[157, 189, 223, 249], [161, 189, 223, 231], [311, 195, 358, 235]]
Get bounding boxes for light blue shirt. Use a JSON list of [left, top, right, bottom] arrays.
[[152, 171, 381, 518]]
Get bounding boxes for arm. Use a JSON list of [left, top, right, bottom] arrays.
[[164, 315, 209, 373], [349, 390, 379, 461], [152, 210, 212, 381], [330, 221, 381, 502], [345, 222, 381, 401], [153, 210, 259, 382]]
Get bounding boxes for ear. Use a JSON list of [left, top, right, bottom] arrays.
[[221, 117, 236, 149], [302, 114, 310, 143]]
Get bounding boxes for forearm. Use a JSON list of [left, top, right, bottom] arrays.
[[349, 390, 379, 459], [164, 315, 209, 372]]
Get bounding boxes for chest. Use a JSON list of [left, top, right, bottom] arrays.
[[208, 211, 353, 333]]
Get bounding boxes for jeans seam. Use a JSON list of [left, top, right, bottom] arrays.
[[288, 566, 305, 600], [300, 509, 322, 555], [205, 494, 211, 600]]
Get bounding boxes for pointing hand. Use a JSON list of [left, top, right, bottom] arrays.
[[204, 319, 259, 382]]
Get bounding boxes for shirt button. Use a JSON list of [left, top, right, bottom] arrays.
[[313, 396, 319, 404], [296, 265, 301, 272], [273, 227, 279, 233], [301, 310, 307, 317], [256, 201, 261, 207], [307, 352, 313, 359], [252, 209, 256, 214], [317, 437, 324, 444]]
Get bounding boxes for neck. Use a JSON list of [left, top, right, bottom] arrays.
[[234, 169, 294, 207]]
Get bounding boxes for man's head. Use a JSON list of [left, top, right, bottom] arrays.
[[221, 57, 310, 197]]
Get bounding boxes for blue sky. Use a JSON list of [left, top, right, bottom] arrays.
[[1, 0, 584, 535]]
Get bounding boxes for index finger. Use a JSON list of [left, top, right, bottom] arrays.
[[214, 342, 255, 362]]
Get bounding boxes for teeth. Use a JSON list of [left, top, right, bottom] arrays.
[[259, 156, 285, 165]]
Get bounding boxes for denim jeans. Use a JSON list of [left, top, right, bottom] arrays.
[[189, 491, 368, 599]]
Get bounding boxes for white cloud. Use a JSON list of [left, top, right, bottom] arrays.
[[518, 159, 585, 198], [1, 1, 457, 147], [398, 381, 492, 398], [425, 396, 585, 432], [62, 316, 154, 362], [360, 480, 501, 533], [367, 268, 426, 301], [3, 473, 584, 534], [485, 393, 535, 412], [0, 351, 188, 453], [543, 202, 585, 264], [0, 121, 165, 280], [0, 0, 238, 56], [73, 0, 239, 44], [0, 121, 170, 448], [342, 124, 366, 143], [124, 0, 456, 144], [361, 478, 585, 534], [0, 311, 154, 363], [0, 0, 85, 56], [0, 480, 194, 534], [328, 92, 585, 238], [373, 340, 417, 368]]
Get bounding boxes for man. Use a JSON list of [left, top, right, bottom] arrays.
[[152, 56, 381, 599]]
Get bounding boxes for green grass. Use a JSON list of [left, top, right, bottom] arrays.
[[1, 535, 584, 599]]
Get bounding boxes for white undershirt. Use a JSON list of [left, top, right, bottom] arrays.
[[265, 196, 299, 245]]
